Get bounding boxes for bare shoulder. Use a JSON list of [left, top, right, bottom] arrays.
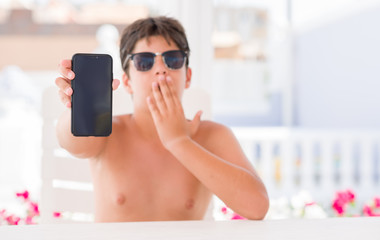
[[197, 120, 234, 135], [194, 120, 255, 172], [194, 120, 237, 147]]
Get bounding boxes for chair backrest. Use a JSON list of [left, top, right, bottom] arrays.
[[40, 85, 213, 223]]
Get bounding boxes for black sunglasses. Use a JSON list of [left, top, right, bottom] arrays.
[[125, 50, 188, 72]]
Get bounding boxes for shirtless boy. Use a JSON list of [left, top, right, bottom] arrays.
[[55, 16, 269, 222]]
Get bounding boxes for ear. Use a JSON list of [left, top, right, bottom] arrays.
[[122, 72, 133, 94], [185, 67, 192, 89]]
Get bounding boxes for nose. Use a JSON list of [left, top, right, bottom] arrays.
[[154, 55, 167, 75]]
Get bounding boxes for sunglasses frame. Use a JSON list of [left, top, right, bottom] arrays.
[[125, 50, 188, 72]]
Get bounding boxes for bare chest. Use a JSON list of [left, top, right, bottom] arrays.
[[90, 136, 211, 221]]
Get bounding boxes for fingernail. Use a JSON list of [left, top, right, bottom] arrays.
[[158, 75, 165, 81], [152, 82, 158, 88], [68, 72, 74, 79], [65, 87, 72, 95], [166, 76, 172, 82]]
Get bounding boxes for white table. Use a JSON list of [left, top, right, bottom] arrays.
[[1, 217, 379, 240]]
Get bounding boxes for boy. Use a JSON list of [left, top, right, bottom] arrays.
[[55, 16, 268, 222]]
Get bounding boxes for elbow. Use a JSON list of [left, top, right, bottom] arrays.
[[248, 198, 269, 220], [247, 203, 269, 220], [244, 191, 270, 220]]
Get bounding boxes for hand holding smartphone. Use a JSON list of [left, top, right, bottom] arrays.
[[71, 53, 113, 136]]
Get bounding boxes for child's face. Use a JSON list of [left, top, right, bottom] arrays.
[[123, 35, 191, 110]]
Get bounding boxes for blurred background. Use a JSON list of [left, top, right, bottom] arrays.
[[1, 0, 380, 221]]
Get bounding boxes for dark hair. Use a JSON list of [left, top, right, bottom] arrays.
[[120, 16, 190, 75]]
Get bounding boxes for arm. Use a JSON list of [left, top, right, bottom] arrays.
[[55, 59, 120, 159], [169, 125, 269, 220], [56, 109, 108, 159], [147, 76, 269, 220]]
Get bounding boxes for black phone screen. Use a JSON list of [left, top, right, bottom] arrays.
[[71, 53, 113, 136]]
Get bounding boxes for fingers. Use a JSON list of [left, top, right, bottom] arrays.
[[189, 110, 202, 136], [57, 59, 74, 108], [146, 96, 161, 121], [158, 76, 175, 105], [165, 76, 181, 108], [59, 59, 75, 80], [58, 88, 72, 108], [55, 77, 72, 94], [193, 110, 203, 124], [152, 81, 167, 114], [191, 110, 203, 130], [55, 76, 72, 108], [150, 75, 182, 116], [154, 76, 179, 111], [112, 79, 120, 91]]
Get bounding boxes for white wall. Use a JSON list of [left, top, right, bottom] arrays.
[[293, 3, 380, 129], [153, 0, 214, 93]]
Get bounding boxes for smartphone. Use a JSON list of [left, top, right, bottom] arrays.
[[71, 53, 113, 136]]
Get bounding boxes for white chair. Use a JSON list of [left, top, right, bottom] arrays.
[[40, 85, 213, 223]]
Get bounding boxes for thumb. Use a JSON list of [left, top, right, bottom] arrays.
[[190, 110, 202, 135], [193, 110, 203, 123], [112, 79, 120, 91]]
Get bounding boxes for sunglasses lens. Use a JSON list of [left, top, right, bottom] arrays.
[[133, 53, 154, 71], [163, 51, 186, 70]]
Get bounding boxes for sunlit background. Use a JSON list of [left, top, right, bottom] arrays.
[[1, 0, 380, 222]]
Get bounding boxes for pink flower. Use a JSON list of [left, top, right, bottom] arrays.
[[363, 205, 373, 216], [6, 215, 21, 225], [0, 209, 6, 224], [363, 205, 380, 217], [374, 197, 380, 208], [305, 202, 316, 207], [221, 207, 228, 214], [53, 212, 62, 218], [28, 202, 40, 217], [2, 190, 44, 225], [336, 189, 355, 204], [332, 189, 356, 216], [25, 216, 35, 225], [220, 206, 246, 220], [363, 197, 380, 217], [16, 191, 29, 201], [346, 190, 355, 202], [231, 213, 246, 220], [332, 199, 345, 215]]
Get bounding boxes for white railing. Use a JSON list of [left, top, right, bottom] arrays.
[[232, 127, 380, 205], [3, 85, 380, 218], [0, 103, 42, 211], [2, 102, 380, 219]]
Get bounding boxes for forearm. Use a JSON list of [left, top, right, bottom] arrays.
[[167, 137, 269, 220], [56, 109, 105, 158]]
